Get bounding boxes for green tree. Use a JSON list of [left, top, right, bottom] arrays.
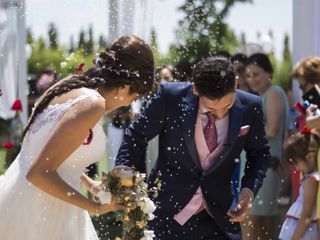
[[283, 33, 291, 62], [270, 33, 292, 91], [28, 36, 95, 77], [150, 28, 165, 66], [240, 32, 246, 46], [78, 30, 86, 49], [256, 31, 261, 40], [48, 23, 58, 49], [276, 33, 292, 90], [69, 36, 75, 53], [27, 27, 33, 44], [98, 35, 106, 50], [84, 25, 94, 55], [268, 30, 274, 41], [170, 0, 251, 63]]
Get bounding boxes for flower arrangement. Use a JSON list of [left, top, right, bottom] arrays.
[[98, 165, 160, 240]]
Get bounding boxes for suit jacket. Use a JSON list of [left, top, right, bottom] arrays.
[[116, 82, 270, 234]]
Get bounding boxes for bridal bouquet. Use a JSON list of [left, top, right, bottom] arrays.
[[97, 165, 161, 240]]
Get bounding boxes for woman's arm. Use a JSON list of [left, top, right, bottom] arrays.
[[80, 173, 101, 195], [26, 96, 119, 214], [306, 105, 320, 129], [265, 88, 283, 138], [292, 177, 318, 240]]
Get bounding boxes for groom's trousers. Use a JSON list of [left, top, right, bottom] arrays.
[[151, 210, 232, 240]]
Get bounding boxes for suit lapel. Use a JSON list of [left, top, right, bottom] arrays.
[[181, 89, 202, 170], [205, 93, 244, 174]]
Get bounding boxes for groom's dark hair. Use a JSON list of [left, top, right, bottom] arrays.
[[192, 56, 236, 99]]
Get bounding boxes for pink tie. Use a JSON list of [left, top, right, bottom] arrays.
[[204, 112, 218, 153], [195, 113, 218, 213], [174, 113, 219, 225]]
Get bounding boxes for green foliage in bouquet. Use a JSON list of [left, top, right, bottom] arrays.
[[100, 166, 160, 240]]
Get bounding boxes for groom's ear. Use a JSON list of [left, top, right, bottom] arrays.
[[192, 83, 199, 96], [117, 85, 131, 95]]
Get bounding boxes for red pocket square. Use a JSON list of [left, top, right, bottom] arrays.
[[238, 125, 250, 137]]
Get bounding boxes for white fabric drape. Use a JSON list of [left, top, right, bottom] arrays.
[[0, 0, 27, 123], [292, 0, 320, 103], [0, 3, 19, 120]]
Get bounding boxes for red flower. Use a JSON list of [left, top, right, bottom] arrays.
[[83, 129, 93, 145], [2, 142, 14, 149], [76, 63, 85, 74], [11, 99, 23, 112]]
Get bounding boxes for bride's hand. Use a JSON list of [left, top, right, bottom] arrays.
[[90, 180, 102, 196], [91, 198, 125, 215]]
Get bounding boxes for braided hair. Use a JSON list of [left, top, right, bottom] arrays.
[[21, 35, 154, 142]]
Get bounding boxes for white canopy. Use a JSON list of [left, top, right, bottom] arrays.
[[292, 0, 320, 103], [0, 0, 27, 123]]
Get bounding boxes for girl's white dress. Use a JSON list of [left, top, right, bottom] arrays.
[[279, 171, 320, 240], [0, 88, 106, 240]]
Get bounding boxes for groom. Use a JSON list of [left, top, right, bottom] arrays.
[[116, 56, 270, 239]]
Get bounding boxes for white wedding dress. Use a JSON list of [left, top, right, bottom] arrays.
[[0, 88, 106, 240]]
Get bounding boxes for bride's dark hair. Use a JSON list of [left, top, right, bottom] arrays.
[[21, 35, 154, 142]]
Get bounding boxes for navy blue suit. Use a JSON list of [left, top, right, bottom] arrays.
[[116, 82, 270, 239]]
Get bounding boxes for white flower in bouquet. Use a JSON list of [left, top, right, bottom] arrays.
[[139, 197, 156, 214], [148, 213, 155, 220], [140, 230, 155, 240], [100, 166, 161, 240]]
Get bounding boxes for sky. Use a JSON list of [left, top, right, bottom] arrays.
[[25, 0, 292, 59]]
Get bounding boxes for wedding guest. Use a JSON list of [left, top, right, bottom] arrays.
[[292, 57, 320, 130], [155, 65, 175, 84], [28, 69, 58, 116], [231, 53, 251, 92], [35, 69, 58, 95], [279, 131, 320, 240], [292, 57, 320, 213], [106, 106, 132, 170], [242, 53, 290, 240], [174, 59, 192, 82], [292, 56, 320, 106]]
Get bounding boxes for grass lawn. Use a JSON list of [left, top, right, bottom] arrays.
[[0, 149, 6, 175]]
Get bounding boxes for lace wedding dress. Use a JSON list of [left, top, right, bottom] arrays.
[[0, 88, 106, 240]]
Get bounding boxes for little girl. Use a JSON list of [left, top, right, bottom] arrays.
[[279, 130, 320, 240]]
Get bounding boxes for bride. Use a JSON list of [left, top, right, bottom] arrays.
[[0, 35, 154, 239]]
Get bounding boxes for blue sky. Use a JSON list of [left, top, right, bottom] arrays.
[[26, 0, 292, 59]]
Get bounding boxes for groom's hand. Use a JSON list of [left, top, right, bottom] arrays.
[[227, 188, 253, 222]]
